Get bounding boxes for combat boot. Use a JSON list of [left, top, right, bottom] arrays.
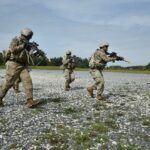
[[27, 98, 39, 108], [87, 86, 94, 98], [96, 95, 106, 101], [65, 83, 70, 91], [65, 87, 70, 91]]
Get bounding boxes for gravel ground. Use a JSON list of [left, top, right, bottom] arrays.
[[0, 69, 150, 150]]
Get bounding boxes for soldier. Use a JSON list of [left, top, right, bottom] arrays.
[[13, 77, 21, 93], [12, 67, 31, 93], [62, 51, 76, 91], [87, 42, 117, 100], [0, 28, 39, 108]]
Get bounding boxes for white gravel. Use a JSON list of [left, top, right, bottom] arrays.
[[0, 69, 150, 150]]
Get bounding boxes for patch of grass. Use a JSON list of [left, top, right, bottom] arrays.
[[117, 142, 126, 150], [0, 66, 5, 69], [0, 118, 8, 125], [142, 119, 150, 126], [109, 113, 117, 119], [73, 131, 93, 149], [31, 107, 45, 114], [74, 131, 90, 144], [143, 134, 150, 142], [92, 123, 109, 133], [95, 134, 109, 149], [9, 143, 19, 149], [64, 107, 78, 114], [104, 68, 150, 74], [129, 117, 137, 122], [30, 66, 88, 71], [38, 128, 69, 150], [92, 119, 119, 133], [105, 120, 119, 129]]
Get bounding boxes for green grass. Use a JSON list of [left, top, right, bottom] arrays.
[[37, 127, 69, 150], [64, 107, 78, 114], [0, 65, 150, 74], [92, 123, 109, 133], [0, 66, 5, 69], [105, 68, 150, 74], [142, 119, 150, 126]]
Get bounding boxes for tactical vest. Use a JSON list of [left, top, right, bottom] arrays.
[[89, 50, 106, 69], [9, 37, 32, 65], [62, 56, 75, 70]]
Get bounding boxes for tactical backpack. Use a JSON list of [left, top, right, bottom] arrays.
[[89, 53, 95, 68], [2, 49, 11, 62]]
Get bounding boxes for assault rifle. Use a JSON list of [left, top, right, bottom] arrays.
[[23, 41, 47, 66], [23, 41, 45, 57], [107, 52, 130, 63], [69, 55, 76, 63]]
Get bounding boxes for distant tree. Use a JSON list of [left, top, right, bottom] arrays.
[[75, 57, 89, 68], [32, 56, 49, 66], [108, 65, 123, 69], [146, 62, 150, 69], [49, 57, 63, 66], [0, 52, 5, 65]]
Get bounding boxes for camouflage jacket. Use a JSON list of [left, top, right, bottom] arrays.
[[62, 55, 75, 70], [9, 36, 31, 65], [89, 48, 115, 69]]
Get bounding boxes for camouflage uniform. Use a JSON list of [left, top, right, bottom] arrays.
[[13, 77, 21, 93], [87, 42, 116, 100], [0, 28, 38, 107], [12, 67, 31, 93], [62, 51, 75, 91]]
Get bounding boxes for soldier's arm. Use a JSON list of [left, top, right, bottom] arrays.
[[9, 38, 25, 54], [62, 57, 70, 65], [99, 52, 116, 62]]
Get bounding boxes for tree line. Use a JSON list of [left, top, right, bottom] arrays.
[[0, 52, 150, 69], [0, 52, 89, 68]]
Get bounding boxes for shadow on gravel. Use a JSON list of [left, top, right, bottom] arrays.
[[71, 86, 85, 90], [37, 97, 67, 105], [105, 93, 126, 98]]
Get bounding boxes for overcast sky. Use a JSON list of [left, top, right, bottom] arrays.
[[0, 0, 150, 66]]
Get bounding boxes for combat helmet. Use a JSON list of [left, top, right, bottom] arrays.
[[66, 50, 72, 55], [100, 42, 109, 48], [21, 28, 33, 37]]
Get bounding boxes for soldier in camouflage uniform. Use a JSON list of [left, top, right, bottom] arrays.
[[12, 67, 31, 93], [0, 28, 39, 108], [13, 77, 21, 93], [87, 42, 117, 100], [62, 51, 75, 91]]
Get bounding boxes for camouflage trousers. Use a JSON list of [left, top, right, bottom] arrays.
[[64, 69, 75, 87], [0, 61, 33, 100], [13, 77, 21, 92], [89, 69, 104, 96]]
